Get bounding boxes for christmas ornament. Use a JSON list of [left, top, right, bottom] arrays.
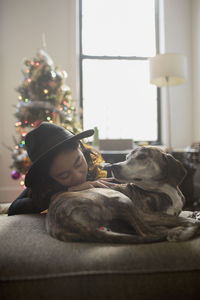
[[11, 170, 20, 180], [34, 120, 43, 128]]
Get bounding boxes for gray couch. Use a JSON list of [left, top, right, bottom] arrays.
[[1, 210, 200, 300]]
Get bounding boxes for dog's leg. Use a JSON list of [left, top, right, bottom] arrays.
[[139, 211, 200, 241], [167, 224, 200, 242], [118, 207, 158, 237], [90, 228, 165, 244], [47, 217, 165, 244], [141, 211, 200, 227]]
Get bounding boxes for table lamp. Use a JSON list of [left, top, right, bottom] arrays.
[[149, 53, 187, 150]]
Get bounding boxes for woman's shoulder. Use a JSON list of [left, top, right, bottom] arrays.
[[15, 187, 30, 200]]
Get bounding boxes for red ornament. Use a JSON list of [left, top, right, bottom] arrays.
[[34, 120, 43, 128], [21, 131, 27, 137], [48, 81, 57, 88]]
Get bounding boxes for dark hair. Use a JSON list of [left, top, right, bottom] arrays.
[[28, 141, 102, 211]]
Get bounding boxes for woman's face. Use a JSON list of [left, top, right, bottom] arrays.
[[49, 148, 88, 187]]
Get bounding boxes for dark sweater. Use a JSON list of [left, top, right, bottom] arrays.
[[8, 188, 41, 216]]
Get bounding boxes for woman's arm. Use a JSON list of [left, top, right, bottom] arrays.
[[8, 188, 40, 216], [68, 178, 118, 192]]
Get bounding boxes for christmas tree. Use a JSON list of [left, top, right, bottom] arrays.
[[10, 49, 81, 186]]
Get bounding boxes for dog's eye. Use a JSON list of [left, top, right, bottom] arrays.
[[162, 154, 167, 162], [136, 154, 146, 160]]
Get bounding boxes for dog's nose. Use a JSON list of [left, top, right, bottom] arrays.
[[99, 163, 113, 170], [99, 163, 122, 172]]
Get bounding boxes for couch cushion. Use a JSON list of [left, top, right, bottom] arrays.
[[1, 214, 200, 299]]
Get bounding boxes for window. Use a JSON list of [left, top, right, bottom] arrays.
[[80, 0, 160, 143]]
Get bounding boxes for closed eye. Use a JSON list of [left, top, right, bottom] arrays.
[[55, 156, 82, 179], [60, 161, 82, 178], [59, 172, 70, 180]]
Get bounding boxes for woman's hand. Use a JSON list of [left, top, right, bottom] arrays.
[[68, 178, 118, 192]]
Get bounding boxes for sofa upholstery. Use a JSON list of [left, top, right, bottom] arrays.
[[1, 212, 200, 300]]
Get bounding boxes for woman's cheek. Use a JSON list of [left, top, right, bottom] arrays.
[[58, 178, 71, 187], [82, 163, 88, 176], [66, 169, 87, 187]]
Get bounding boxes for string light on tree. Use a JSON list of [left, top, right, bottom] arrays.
[[43, 89, 49, 94]]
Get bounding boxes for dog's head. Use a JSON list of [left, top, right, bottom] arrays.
[[110, 146, 187, 190]]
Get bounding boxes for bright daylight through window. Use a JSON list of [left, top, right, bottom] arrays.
[[80, 0, 158, 142]]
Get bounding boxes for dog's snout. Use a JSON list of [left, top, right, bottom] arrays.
[[99, 163, 112, 170], [100, 163, 122, 171], [111, 164, 121, 171]]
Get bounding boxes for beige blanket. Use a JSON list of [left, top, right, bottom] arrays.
[[0, 203, 11, 215]]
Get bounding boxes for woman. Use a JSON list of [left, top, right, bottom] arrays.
[[8, 122, 117, 216]]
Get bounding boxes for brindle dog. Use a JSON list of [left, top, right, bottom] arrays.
[[45, 147, 200, 244]]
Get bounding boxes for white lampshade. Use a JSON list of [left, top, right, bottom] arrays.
[[149, 53, 187, 87]]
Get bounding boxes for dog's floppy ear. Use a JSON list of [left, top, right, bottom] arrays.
[[165, 154, 187, 187]]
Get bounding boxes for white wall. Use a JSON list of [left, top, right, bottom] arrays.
[[0, 0, 199, 202], [0, 0, 78, 202], [159, 0, 193, 149], [192, 0, 200, 141]]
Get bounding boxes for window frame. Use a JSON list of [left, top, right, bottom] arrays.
[[79, 0, 161, 144]]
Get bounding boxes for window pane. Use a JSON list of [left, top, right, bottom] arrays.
[[82, 0, 156, 57], [83, 59, 157, 141]]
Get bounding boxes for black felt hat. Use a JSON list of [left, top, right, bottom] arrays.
[[24, 122, 94, 187]]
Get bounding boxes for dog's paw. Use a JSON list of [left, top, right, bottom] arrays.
[[191, 211, 200, 221], [167, 225, 198, 242]]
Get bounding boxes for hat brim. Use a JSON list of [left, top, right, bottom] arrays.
[[25, 129, 94, 187]]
